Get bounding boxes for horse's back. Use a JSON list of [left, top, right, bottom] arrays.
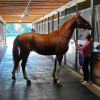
[[14, 31, 68, 55]]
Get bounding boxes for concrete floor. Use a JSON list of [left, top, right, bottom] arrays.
[[0, 46, 100, 100]]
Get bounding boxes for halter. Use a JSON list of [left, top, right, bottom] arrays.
[[74, 15, 88, 32], [74, 15, 80, 25], [74, 15, 87, 39]]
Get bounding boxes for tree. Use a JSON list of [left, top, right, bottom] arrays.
[[6, 23, 32, 37]]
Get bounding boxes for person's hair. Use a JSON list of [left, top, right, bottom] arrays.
[[85, 33, 93, 42]]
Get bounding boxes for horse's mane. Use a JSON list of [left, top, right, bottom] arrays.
[[59, 15, 75, 29]]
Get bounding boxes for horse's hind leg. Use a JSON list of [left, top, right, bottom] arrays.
[[21, 52, 31, 85], [12, 59, 20, 80], [53, 55, 63, 87], [12, 64, 17, 80]]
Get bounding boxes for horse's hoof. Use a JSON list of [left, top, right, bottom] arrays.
[[57, 82, 62, 87], [12, 76, 16, 80], [27, 80, 31, 85], [52, 73, 55, 78], [53, 79, 57, 84]]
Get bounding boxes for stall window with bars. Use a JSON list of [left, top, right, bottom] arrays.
[[94, 5, 100, 42]]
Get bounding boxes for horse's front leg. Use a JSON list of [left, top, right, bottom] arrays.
[[53, 55, 63, 87], [52, 58, 56, 78]]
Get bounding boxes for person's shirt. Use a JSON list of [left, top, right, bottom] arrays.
[[75, 41, 93, 57]]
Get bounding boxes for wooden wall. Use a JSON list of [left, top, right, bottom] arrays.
[[0, 17, 6, 54]]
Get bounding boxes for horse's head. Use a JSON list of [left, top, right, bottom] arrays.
[[75, 13, 92, 30]]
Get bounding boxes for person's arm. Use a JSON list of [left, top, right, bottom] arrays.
[[74, 40, 88, 51]]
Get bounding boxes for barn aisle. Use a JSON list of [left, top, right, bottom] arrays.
[[0, 38, 99, 100]]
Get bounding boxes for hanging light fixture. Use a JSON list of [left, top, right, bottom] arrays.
[[19, 0, 31, 23], [24, 8, 29, 17]]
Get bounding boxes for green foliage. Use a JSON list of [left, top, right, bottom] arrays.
[[6, 23, 32, 37]]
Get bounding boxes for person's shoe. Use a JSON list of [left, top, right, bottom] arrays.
[[81, 81, 89, 86], [80, 79, 85, 82]]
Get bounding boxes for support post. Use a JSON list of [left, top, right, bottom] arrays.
[[37, 22, 39, 33], [48, 17, 49, 34], [90, 0, 95, 82], [64, 9, 67, 65], [39, 21, 41, 33], [35, 23, 36, 32], [42, 20, 43, 34], [44, 19, 46, 34], [91, 0, 95, 40], [75, 3, 79, 71], [52, 15, 54, 32], [57, 12, 60, 29]]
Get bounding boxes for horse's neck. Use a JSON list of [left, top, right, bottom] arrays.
[[59, 16, 76, 42]]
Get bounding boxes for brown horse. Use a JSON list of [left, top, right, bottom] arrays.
[[12, 13, 92, 86]]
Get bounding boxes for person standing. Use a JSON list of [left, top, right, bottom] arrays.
[[31, 28, 35, 33], [74, 33, 93, 85]]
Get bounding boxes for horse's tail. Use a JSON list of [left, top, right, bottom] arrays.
[[12, 36, 20, 72]]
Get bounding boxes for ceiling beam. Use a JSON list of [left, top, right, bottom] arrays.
[[0, 0, 72, 22]]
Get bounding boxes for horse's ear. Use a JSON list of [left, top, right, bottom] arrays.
[[77, 12, 81, 16], [76, 12, 81, 18]]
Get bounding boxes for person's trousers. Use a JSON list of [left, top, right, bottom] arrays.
[[82, 57, 90, 82]]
